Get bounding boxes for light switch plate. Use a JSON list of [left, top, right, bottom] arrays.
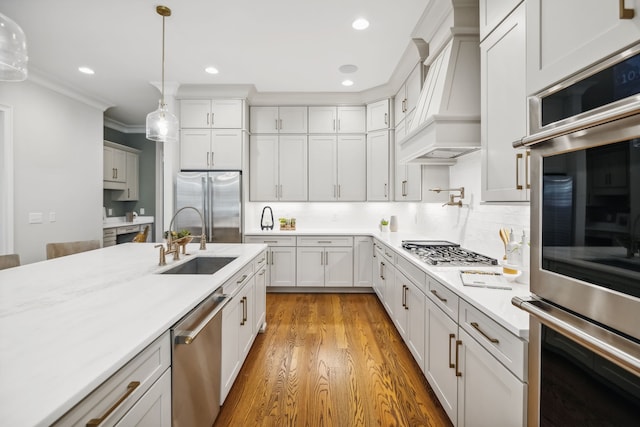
[[140, 208, 145, 215], [49, 212, 56, 222], [29, 212, 43, 224]]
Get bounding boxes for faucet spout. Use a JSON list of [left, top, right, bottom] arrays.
[[167, 206, 207, 252]]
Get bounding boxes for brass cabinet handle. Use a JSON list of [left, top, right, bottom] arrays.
[[243, 296, 248, 323], [525, 150, 531, 189], [380, 261, 385, 280], [275, 119, 279, 130], [404, 285, 409, 310], [384, 183, 388, 198], [259, 269, 266, 276], [515, 153, 523, 190], [317, 240, 332, 244], [455, 340, 462, 377], [86, 381, 140, 426], [431, 289, 447, 303], [470, 322, 500, 344], [384, 112, 388, 125], [237, 274, 247, 284], [333, 119, 336, 131], [620, 0, 635, 18], [448, 333, 456, 368]]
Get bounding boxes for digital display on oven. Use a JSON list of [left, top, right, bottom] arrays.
[[541, 139, 640, 298]]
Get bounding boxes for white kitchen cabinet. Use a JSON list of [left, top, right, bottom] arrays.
[[250, 106, 307, 133], [526, 0, 640, 94], [481, 3, 529, 202], [479, 0, 523, 41], [394, 63, 423, 134], [180, 99, 243, 129], [395, 162, 422, 201], [308, 135, 366, 201], [308, 106, 365, 134], [367, 130, 390, 201], [112, 151, 139, 201], [244, 236, 297, 288], [394, 269, 427, 372], [254, 258, 267, 332], [297, 236, 354, 287], [249, 134, 307, 201], [354, 236, 373, 287], [374, 243, 397, 316], [180, 129, 242, 170], [366, 99, 390, 132], [103, 145, 126, 186], [115, 369, 171, 427]]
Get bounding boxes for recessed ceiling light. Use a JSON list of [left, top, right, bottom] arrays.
[[352, 18, 369, 30], [339, 64, 358, 74], [205, 66, 219, 74], [342, 79, 354, 87], [78, 66, 95, 75]]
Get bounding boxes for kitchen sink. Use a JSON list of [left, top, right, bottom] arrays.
[[587, 258, 640, 273], [161, 257, 237, 275]]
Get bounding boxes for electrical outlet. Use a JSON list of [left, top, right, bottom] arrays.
[[140, 208, 145, 215], [49, 212, 56, 222], [108, 208, 113, 216], [28, 212, 43, 224]]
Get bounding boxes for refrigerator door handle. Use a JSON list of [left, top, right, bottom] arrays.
[[208, 176, 215, 242]]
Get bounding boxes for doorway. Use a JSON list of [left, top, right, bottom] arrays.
[[0, 104, 15, 254]]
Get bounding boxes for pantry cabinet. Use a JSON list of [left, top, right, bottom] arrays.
[[180, 129, 242, 170], [249, 134, 308, 201], [250, 106, 308, 133], [526, 0, 640, 94], [308, 135, 366, 201], [367, 130, 390, 201], [308, 106, 366, 134], [366, 99, 390, 132], [180, 99, 243, 129], [481, 3, 529, 202]]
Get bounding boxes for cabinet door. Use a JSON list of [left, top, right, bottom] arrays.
[[211, 129, 242, 170], [278, 106, 308, 133], [527, 0, 640, 94], [337, 135, 366, 201], [367, 130, 390, 201], [250, 106, 279, 133], [337, 106, 366, 133], [269, 246, 296, 287], [481, 4, 529, 202], [181, 129, 211, 170], [296, 246, 325, 287], [238, 279, 256, 359], [372, 248, 383, 298], [115, 369, 171, 427], [406, 280, 426, 372], [308, 135, 337, 201], [113, 148, 127, 183], [308, 106, 337, 133], [426, 299, 458, 425], [103, 146, 114, 181], [221, 297, 242, 403], [354, 236, 373, 287], [113, 152, 139, 201], [457, 329, 526, 427], [325, 246, 353, 287], [278, 135, 308, 201], [381, 261, 396, 316], [255, 265, 267, 332], [393, 270, 409, 339], [249, 135, 279, 201], [366, 99, 390, 132], [394, 85, 406, 127], [212, 99, 242, 128], [479, 0, 523, 41], [405, 164, 422, 201], [180, 99, 211, 128], [405, 64, 423, 118]]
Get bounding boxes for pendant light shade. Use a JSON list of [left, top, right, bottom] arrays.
[[0, 12, 28, 81], [146, 5, 178, 143]]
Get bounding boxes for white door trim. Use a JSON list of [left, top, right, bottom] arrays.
[[0, 104, 15, 253]]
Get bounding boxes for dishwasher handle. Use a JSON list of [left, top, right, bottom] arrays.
[[174, 294, 230, 345]]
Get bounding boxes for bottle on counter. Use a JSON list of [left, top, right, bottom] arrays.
[[506, 229, 519, 265]]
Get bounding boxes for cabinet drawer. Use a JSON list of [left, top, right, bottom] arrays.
[[427, 277, 459, 321], [244, 235, 297, 246], [103, 228, 116, 237], [396, 255, 427, 294], [117, 225, 140, 235], [223, 263, 254, 296], [253, 250, 268, 271], [374, 241, 395, 263], [54, 331, 171, 426], [459, 300, 527, 381], [297, 236, 353, 247]]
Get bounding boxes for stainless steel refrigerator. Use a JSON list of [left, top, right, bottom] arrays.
[[175, 171, 242, 243]]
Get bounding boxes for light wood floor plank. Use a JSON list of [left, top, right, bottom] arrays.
[[214, 293, 452, 427]]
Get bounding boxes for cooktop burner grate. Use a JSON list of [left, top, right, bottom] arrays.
[[402, 240, 498, 266]]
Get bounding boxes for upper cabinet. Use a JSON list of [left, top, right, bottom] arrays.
[[367, 130, 390, 201], [366, 99, 390, 132], [308, 106, 366, 134], [394, 63, 424, 142], [180, 99, 243, 129], [103, 141, 140, 200], [112, 151, 139, 201], [479, 0, 523, 41], [180, 129, 242, 170], [526, 0, 640, 94], [481, 3, 529, 202], [250, 106, 308, 134]]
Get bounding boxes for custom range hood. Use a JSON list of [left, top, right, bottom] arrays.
[[398, 29, 480, 165]]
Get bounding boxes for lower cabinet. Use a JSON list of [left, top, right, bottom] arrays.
[[296, 236, 354, 287], [394, 269, 427, 372], [244, 236, 297, 287], [115, 370, 171, 426], [354, 236, 373, 287]]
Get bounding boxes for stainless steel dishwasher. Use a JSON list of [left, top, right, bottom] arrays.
[[172, 288, 229, 427]]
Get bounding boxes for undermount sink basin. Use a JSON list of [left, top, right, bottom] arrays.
[[161, 256, 237, 275], [587, 258, 640, 273]]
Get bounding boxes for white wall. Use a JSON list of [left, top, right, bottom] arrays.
[[0, 80, 103, 264], [245, 150, 530, 263]]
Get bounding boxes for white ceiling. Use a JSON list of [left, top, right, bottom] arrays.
[[2, 0, 428, 127]]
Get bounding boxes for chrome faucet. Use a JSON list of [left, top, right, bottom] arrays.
[[167, 206, 207, 252]]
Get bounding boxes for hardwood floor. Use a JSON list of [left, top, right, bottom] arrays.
[[214, 293, 452, 427]]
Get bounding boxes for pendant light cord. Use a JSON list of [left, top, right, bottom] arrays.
[[161, 14, 166, 107]]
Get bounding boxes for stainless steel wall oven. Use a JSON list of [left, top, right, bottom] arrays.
[[513, 44, 640, 426]]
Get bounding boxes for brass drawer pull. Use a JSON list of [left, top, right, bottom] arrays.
[[431, 289, 447, 303], [471, 321, 500, 344], [448, 333, 456, 368], [86, 381, 140, 426], [455, 340, 462, 377], [236, 274, 247, 284], [620, 0, 635, 19], [515, 153, 523, 190]]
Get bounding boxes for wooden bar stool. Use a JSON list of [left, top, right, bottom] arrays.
[[0, 254, 20, 270], [46, 240, 101, 260]]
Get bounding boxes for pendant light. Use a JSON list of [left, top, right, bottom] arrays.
[[146, 5, 178, 143], [0, 12, 28, 81]]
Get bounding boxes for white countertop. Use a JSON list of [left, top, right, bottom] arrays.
[[103, 215, 155, 229], [247, 229, 531, 339], [0, 242, 265, 427]]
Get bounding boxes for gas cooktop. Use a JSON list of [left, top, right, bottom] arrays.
[[402, 240, 498, 266]]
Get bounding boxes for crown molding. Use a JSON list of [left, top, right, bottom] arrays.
[[103, 116, 145, 134]]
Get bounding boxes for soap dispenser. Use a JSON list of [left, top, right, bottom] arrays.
[[260, 206, 274, 230]]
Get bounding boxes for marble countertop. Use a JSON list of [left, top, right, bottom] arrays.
[[0, 242, 266, 427], [103, 216, 155, 229], [247, 229, 531, 338]]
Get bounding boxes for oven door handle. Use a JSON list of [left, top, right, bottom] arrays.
[[512, 296, 640, 376]]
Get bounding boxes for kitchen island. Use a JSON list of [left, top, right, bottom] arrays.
[[0, 242, 266, 426]]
